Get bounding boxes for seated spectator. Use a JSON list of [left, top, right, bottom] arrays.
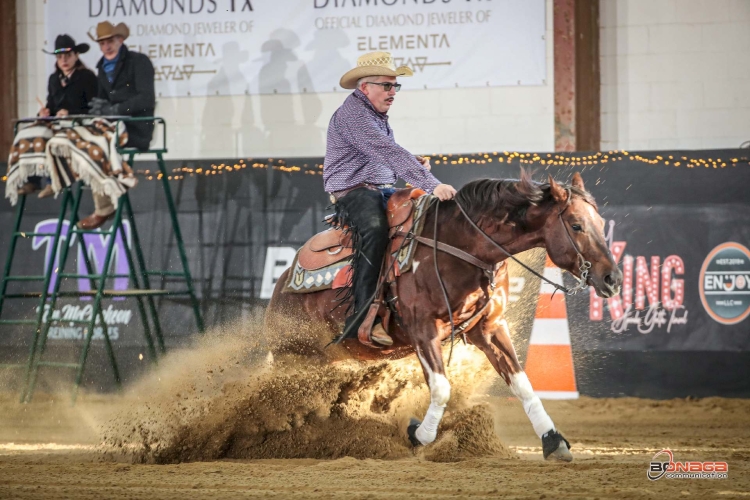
[[5, 32, 136, 210], [17, 34, 97, 198], [80, 21, 155, 230]]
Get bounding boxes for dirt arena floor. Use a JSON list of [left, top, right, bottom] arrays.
[[0, 334, 748, 499]]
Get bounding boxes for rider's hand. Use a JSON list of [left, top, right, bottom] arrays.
[[433, 183, 457, 201], [416, 155, 431, 171], [56, 109, 69, 118], [38, 107, 50, 117]]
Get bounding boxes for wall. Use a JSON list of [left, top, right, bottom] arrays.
[[600, 0, 750, 150], [15, 0, 555, 159]]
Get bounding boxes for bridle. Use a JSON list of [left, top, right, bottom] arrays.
[[426, 189, 592, 364], [452, 187, 592, 297], [554, 188, 593, 295]]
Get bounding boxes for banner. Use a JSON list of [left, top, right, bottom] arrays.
[[2, 149, 749, 396], [44, 0, 547, 97]]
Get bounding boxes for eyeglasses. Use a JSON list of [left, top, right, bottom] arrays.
[[365, 82, 401, 92]]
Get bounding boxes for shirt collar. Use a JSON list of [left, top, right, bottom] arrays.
[[353, 88, 388, 119]]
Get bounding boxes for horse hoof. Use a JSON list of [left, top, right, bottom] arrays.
[[407, 418, 422, 447], [542, 430, 573, 462]]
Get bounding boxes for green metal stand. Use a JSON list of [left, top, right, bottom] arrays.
[[0, 116, 203, 403]]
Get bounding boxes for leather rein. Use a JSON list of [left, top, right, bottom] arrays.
[[399, 192, 592, 363]]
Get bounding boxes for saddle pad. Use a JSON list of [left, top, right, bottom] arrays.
[[284, 251, 352, 294]]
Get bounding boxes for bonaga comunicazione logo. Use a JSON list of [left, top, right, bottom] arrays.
[[648, 449, 728, 481]]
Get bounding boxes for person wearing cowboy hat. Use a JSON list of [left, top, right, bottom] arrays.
[[324, 51, 457, 348], [40, 35, 98, 118], [17, 35, 99, 198], [78, 21, 155, 230]]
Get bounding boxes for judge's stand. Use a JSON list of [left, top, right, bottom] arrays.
[[0, 115, 203, 403]]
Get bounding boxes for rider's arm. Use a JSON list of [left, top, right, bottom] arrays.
[[338, 110, 441, 193]]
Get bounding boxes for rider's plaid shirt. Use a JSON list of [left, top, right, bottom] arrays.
[[323, 89, 441, 194]]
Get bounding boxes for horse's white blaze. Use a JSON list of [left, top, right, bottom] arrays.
[[415, 350, 451, 445], [510, 372, 555, 438], [412, 260, 420, 273]]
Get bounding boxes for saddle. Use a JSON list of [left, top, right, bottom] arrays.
[[292, 188, 427, 346], [297, 187, 426, 273]]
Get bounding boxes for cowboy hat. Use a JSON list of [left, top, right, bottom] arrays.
[[42, 34, 90, 55], [339, 51, 413, 90], [87, 21, 130, 42]]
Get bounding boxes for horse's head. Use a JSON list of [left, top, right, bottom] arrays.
[[541, 173, 622, 298]]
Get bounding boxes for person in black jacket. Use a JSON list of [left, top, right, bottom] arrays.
[[79, 21, 156, 229], [40, 35, 98, 118], [18, 35, 99, 198]]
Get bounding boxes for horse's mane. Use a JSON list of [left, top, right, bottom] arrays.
[[454, 170, 597, 229]]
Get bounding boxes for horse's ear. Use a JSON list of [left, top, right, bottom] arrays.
[[548, 175, 568, 203], [572, 172, 585, 190]]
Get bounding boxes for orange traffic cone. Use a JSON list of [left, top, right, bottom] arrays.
[[524, 255, 579, 399]]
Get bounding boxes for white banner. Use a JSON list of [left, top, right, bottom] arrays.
[[45, 0, 546, 97]]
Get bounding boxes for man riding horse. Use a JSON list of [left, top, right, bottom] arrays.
[[324, 51, 457, 347], [268, 51, 624, 460]]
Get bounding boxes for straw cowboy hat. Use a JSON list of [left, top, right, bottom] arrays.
[[87, 21, 130, 42], [339, 51, 413, 90]]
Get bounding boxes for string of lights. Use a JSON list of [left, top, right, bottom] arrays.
[[3, 150, 748, 184]]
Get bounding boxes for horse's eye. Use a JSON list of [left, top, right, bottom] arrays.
[[571, 224, 583, 232]]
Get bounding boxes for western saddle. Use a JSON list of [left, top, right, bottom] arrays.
[[295, 188, 427, 346]]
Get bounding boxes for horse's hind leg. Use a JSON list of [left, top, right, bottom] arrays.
[[468, 315, 573, 462], [408, 334, 451, 446]]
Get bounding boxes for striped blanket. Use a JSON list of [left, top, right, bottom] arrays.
[[5, 118, 135, 207]]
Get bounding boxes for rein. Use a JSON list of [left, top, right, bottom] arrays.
[[452, 191, 591, 296], [410, 191, 592, 364]]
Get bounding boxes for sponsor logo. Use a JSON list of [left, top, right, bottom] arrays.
[[699, 242, 750, 325], [33, 219, 132, 297], [590, 221, 688, 333], [648, 449, 728, 481], [29, 219, 135, 341]]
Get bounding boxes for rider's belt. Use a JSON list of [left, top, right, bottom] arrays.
[[328, 183, 395, 204]]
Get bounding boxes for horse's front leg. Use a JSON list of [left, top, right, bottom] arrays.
[[468, 310, 573, 462], [407, 333, 451, 446]]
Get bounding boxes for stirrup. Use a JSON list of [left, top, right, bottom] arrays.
[[358, 303, 388, 348], [370, 323, 393, 347]]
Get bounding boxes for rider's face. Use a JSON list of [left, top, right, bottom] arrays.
[[360, 76, 398, 114]]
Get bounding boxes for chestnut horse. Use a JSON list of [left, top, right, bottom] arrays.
[[265, 172, 623, 461]]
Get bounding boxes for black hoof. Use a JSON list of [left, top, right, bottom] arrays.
[[542, 430, 573, 462], [407, 418, 422, 447]]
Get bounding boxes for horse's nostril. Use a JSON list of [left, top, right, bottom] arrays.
[[604, 274, 614, 286]]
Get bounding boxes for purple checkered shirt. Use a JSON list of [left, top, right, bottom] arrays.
[[323, 89, 441, 194]]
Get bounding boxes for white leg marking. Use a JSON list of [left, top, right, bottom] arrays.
[[510, 372, 555, 438], [412, 260, 420, 273], [415, 350, 451, 445]]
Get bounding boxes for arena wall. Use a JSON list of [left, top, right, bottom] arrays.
[[600, 0, 750, 150], [1, 151, 749, 398]]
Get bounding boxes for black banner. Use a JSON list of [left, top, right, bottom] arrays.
[[1, 149, 749, 397]]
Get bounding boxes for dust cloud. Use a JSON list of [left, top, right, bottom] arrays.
[[100, 317, 516, 464]]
